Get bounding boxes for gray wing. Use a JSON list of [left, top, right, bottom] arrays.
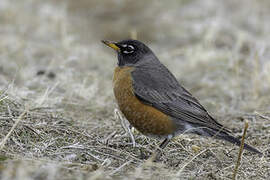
[[131, 64, 230, 133]]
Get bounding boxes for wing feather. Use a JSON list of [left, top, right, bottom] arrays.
[[131, 63, 230, 133]]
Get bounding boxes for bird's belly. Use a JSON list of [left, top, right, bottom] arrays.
[[113, 67, 175, 136]]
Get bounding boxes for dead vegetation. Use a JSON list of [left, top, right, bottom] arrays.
[[0, 0, 270, 179]]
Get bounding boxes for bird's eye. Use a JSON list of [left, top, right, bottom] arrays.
[[128, 45, 134, 50], [122, 44, 135, 54]]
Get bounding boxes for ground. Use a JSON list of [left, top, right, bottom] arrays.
[[0, 0, 269, 179]]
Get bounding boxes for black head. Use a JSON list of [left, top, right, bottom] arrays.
[[102, 39, 153, 66]]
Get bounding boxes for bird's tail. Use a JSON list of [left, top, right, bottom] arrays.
[[204, 128, 262, 155]]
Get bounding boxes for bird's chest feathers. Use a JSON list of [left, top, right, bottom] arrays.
[[113, 66, 175, 136], [113, 66, 136, 109]]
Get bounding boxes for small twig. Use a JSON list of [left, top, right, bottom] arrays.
[[0, 95, 8, 103], [23, 125, 42, 138], [254, 111, 270, 120], [176, 148, 208, 177], [110, 160, 132, 175], [232, 121, 249, 180], [86, 152, 106, 162], [103, 131, 117, 145], [7, 104, 13, 118], [0, 110, 27, 150]]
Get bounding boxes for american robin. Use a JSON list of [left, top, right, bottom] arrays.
[[102, 39, 262, 155]]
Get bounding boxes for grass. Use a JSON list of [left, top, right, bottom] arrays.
[[0, 0, 270, 179]]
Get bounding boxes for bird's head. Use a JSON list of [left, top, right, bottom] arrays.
[[102, 39, 154, 67]]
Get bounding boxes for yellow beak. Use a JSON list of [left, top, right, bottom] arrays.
[[102, 40, 120, 51]]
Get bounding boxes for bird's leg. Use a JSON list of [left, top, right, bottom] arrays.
[[148, 137, 172, 162], [115, 108, 136, 147], [159, 138, 171, 149]]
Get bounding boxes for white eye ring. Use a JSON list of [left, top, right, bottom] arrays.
[[122, 44, 135, 54], [123, 50, 134, 54], [128, 45, 134, 50]]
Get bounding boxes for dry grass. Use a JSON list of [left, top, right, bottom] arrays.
[[0, 0, 270, 179]]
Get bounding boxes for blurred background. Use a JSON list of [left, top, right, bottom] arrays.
[[1, 0, 270, 113], [0, 0, 269, 179]]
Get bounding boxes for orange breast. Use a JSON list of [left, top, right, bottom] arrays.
[[113, 66, 176, 137]]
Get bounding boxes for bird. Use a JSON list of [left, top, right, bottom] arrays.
[[102, 39, 262, 155]]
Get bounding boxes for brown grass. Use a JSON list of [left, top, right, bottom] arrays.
[[0, 0, 269, 179]]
